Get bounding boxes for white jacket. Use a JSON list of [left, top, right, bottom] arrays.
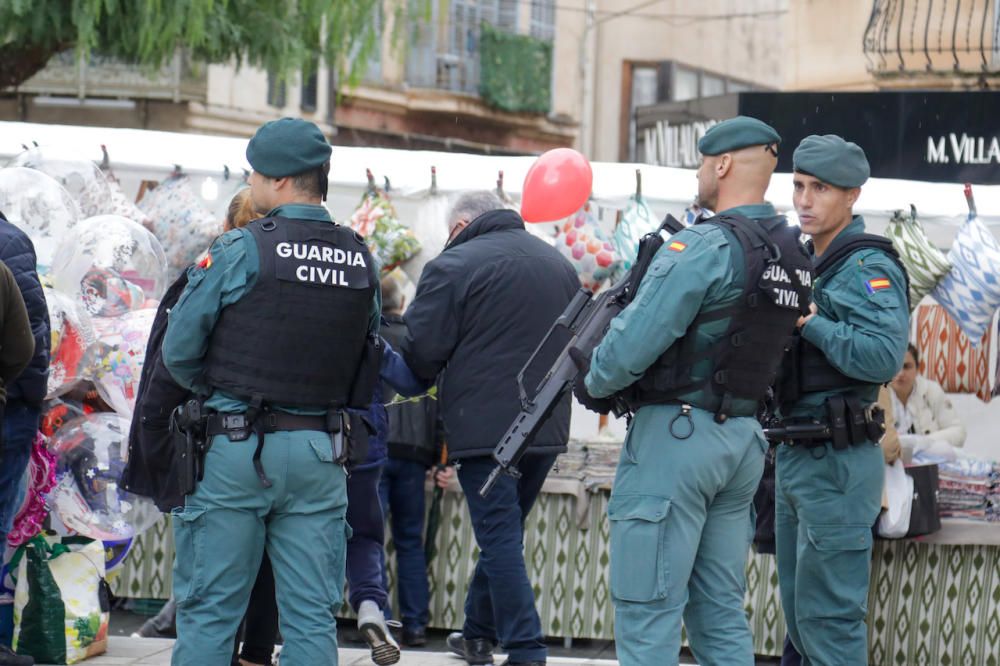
[[891, 375, 966, 449]]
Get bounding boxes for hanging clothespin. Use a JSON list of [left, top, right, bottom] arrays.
[[366, 168, 376, 194], [909, 204, 917, 223], [430, 166, 438, 196], [496, 170, 505, 199], [635, 169, 642, 198], [384, 176, 391, 193], [32, 140, 39, 148], [964, 183, 977, 218], [614, 209, 623, 230], [100, 145, 110, 171], [223, 165, 230, 181], [171, 164, 183, 178]]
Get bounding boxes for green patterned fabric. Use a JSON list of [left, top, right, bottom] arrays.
[[885, 206, 952, 308], [116, 491, 1000, 662], [110, 516, 173, 600]]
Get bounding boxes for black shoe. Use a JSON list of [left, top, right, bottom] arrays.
[[401, 626, 427, 647], [499, 661, 545, 666], [0, 646, 34, 666], [446, 631, 495, 665]]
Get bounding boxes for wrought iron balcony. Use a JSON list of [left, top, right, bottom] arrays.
[[863, 0, 999, 79]]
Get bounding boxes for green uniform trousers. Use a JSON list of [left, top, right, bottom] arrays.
[[608, 403, 766, 666], [775, 440, 883, 666], [171, 431, 349, 666]]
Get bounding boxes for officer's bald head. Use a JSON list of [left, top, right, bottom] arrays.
[[696, 145, 778, 213]]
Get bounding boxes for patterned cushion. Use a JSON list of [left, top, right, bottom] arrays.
[[885, 206, 951, 308], [931, 213, 1000, 343], [914, 303, 997, 403]]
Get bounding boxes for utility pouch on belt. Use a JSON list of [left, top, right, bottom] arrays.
[[825, 395, 851, 450], [347, 334, 383, 410]]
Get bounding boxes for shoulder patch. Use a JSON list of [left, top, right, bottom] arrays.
[[197, 252, 213, 270], [667, 240, 687, 252], [865, 277, 891, 294]]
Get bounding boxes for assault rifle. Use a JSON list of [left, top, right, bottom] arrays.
[[479, 215, 686, 497]]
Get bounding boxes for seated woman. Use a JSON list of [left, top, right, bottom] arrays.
[[890, 343, 966, 459]]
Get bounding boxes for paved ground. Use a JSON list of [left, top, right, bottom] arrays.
[[38, 636, 623, 665], [27, 609, 781, 665]]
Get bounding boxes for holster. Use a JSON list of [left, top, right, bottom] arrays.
[[347, 334, 383, 410], [170, 399, 208, 496], [342, 411, 374, 466]]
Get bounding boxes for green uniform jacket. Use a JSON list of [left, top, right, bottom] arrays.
[[586, 203, 780, 416], [162, 203, 381, 414], [789, 216, 909, 418]]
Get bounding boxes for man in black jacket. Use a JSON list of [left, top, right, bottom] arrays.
[[0, 212, 49, 661], [402, 192, 578, 666]]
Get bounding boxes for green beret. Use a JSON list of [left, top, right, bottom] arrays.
[[246, 117, 332, 178], [698, 116, 781, 156], [793, 134, 870, 188]]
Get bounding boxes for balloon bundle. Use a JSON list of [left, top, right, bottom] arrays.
[[0, 158, 167, 561]]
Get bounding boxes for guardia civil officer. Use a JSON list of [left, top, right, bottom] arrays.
[[774, 136, 909, 665], [162, 118, 381, 666], [580, 117, 814, 665]]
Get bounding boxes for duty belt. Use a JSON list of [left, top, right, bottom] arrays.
[[206, 408, 344, 488], [763, 394, 885, 450]]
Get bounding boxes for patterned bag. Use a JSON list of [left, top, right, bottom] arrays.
[[913, 303, 997, 402], [11, 534, 109, 664], [350, 173, 421, 274], [885, 206, 951, 308], [611, 193, 659, 280], [931, 212, 1000, 343], [555, 204, 621, 293]]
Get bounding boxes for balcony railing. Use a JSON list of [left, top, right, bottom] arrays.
[[863, 0, 999, 78], [17, 50, 207, 102]]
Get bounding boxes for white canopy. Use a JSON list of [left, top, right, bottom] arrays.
[[1, 120, 997, 248]]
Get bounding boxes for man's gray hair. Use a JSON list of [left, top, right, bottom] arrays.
[[448, 191, 506, 232], [380, 275, 404, 313]]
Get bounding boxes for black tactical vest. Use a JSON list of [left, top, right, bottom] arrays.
[[622, 214, 815, 420], [202, 217, 376, 408], [779, 233, 909, 403]]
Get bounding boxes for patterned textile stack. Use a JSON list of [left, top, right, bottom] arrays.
[[914, 454, 999, 520], [550, 438, 623, 490]]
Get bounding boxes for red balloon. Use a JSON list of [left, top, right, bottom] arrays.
[[520, 148, 593, 223]]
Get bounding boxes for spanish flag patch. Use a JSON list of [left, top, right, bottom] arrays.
[[667, 241, 687, 252], [198, 253, 213, 270], [865, 277, 891, 293]]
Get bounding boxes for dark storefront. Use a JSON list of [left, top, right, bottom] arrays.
[[634, 91, 1000, 185]]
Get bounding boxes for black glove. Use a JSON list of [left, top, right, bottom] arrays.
[[568, 347, 614, 415]]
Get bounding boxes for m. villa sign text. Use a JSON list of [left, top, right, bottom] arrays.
[[927, 134, 1000, 166]]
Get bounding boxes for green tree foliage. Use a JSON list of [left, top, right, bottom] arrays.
[[0, 0, 399, 91]]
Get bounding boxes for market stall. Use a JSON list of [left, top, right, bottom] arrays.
[[1, 121, 999, 662]]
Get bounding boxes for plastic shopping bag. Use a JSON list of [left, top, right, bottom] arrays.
[[11, 534, 109, 664], [877, 460, 914, 539]]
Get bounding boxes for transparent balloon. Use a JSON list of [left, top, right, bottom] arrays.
[[9, 149, 113, 219], [51, 215, 168, 317], [137, 175, 224, 281], [0, 167, 81, 272], [90, 309, 156, 417], [47, 413, 159, 540], [45, 287, 98, 398]]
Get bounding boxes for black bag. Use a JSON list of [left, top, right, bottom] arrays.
[[905, 463, 941, 537]]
